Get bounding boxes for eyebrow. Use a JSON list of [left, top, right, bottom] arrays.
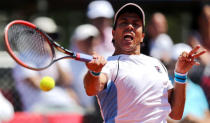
[[119, 17, 142, 23]]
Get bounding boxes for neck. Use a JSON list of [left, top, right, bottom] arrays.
[[113, 49, 141, 56]]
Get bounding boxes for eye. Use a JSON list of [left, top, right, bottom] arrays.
[[133, 23, 141, 28], [119, 21, 128, 26]]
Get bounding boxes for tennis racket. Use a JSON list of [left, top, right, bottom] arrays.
[[4, 20, 93, 71]]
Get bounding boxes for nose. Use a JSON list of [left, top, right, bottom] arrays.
[[127, 24, 134, 31]]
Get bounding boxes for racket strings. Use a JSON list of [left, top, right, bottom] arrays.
[[7, 24, 53, 69]]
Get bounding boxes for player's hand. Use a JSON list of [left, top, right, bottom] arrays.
[[175, 45, 206, 74], [86, 52, 107, 73]]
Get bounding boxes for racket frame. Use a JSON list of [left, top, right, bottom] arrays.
[[4, 20, 55, 70], [4, 20, 93, 71]]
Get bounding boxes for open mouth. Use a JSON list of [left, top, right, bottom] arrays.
[[124, 35, 133, 41]]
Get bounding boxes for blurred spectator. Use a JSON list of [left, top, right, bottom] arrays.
[[0, 91, 14, 122], [147, 12, 174, 66], [12, 16, 83, 114], [187, 3, 210, 108], [179, 111, 210, 123], [32, 16, 60, 41], [87, 0, 115, 58], [69, 24, 99, 114], [187, 3, 210, 66]]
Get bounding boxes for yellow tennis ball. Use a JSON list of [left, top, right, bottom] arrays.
[[40, 76, 55, 92]]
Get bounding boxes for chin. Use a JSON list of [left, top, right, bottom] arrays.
[[122, 48, 135, 53]]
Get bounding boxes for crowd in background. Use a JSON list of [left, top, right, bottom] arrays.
[[1, 0, 210, 123]]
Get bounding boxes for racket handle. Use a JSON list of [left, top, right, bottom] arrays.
[[76, 53, 93, 62]]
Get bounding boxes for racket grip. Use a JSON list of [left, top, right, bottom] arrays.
[[76, 53, 93, 62]]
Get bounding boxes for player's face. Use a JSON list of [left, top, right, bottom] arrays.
[[112, 12, 144, 55]]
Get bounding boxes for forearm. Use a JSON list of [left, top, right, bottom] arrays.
[[169, 82, 186, 120], [84, 53, 107, 96], [84, 71, 107, 96], [168, 45, 206, 120]]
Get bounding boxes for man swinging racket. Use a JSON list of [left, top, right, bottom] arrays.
[[84, 3, 206, 123]]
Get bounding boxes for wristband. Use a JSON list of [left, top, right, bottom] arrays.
[[89, 70, 101, 77], [174, 71, 187, 83]]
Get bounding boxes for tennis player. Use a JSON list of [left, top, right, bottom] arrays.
[[84, 3, 206, 123]]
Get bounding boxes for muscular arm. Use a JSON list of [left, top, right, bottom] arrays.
[[168, 82, 186, 120], [168, 45, 206, 120], [83, 53, 107, 96], [84, 72, 108, 96]]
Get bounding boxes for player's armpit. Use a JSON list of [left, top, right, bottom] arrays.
[[167, 89, 173, 107]]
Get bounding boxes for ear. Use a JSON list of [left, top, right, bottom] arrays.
[[112, 30, 116, 45], [112, 29, 115, 37], [140, 33, 145, 43]]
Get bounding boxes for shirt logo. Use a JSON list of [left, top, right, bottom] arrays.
[[154, 66, 162, 73]]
